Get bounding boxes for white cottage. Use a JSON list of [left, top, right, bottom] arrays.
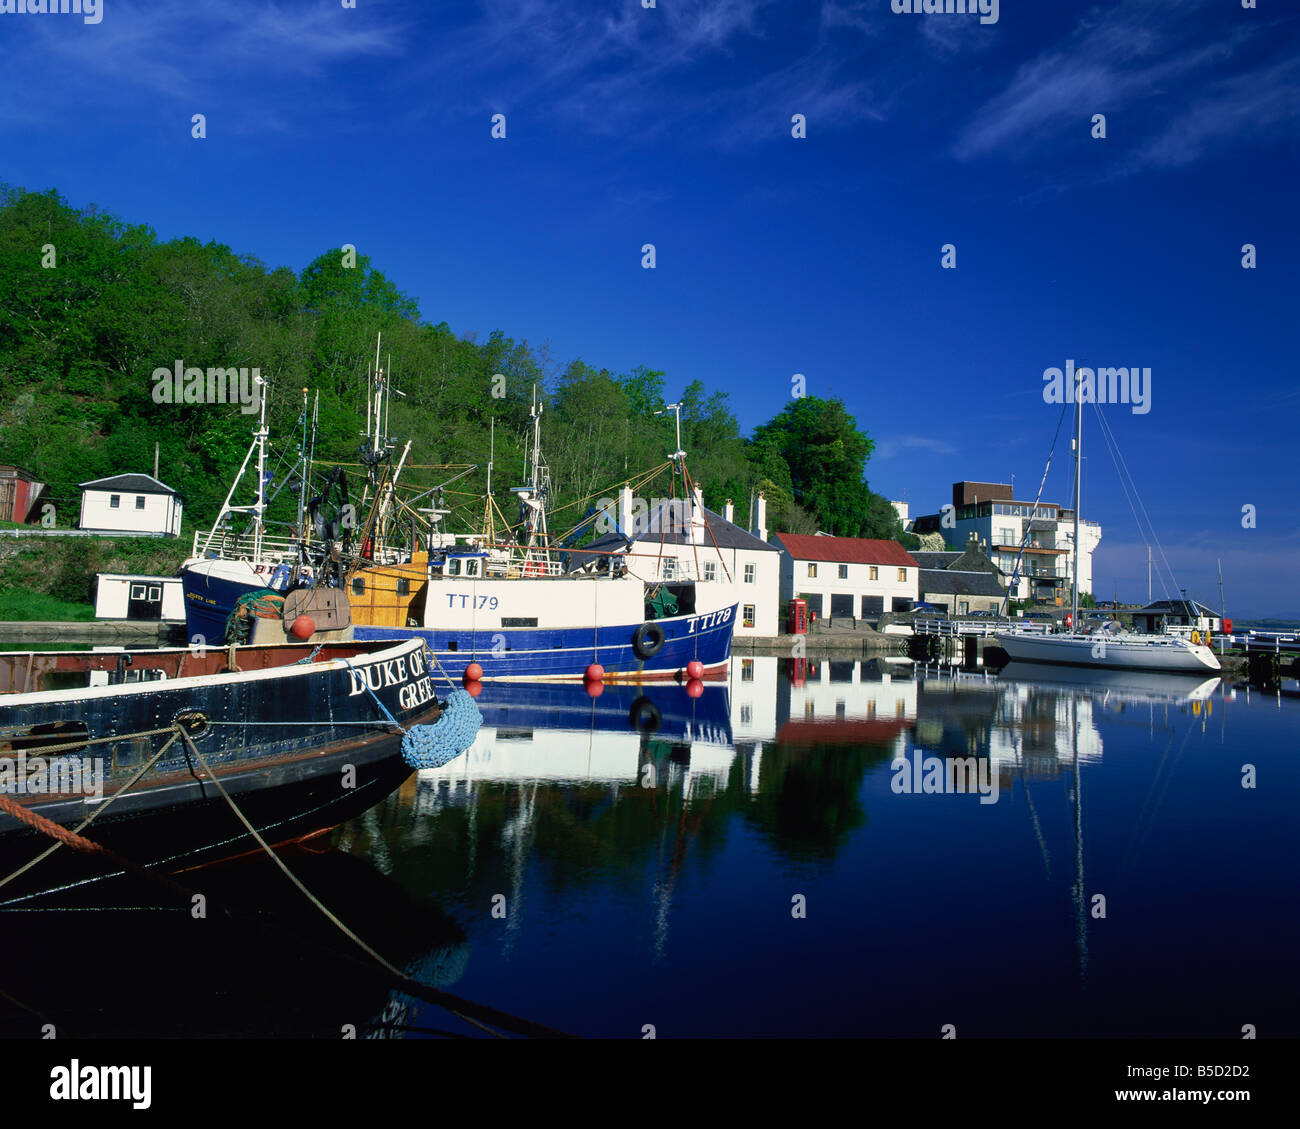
[[94, 574, 186, 621], [774, 533, 920, 621], [581, 486, 782, 637], [79, 474, 182, 537]]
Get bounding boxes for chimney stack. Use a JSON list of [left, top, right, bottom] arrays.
[[690, 485, 705, 545], [724, 498, 735, 524], [618, 485, 635, 540], [754, 491, 768, 543]]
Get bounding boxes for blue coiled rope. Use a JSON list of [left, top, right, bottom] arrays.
[[340, 654, 481, 770], [401, 688, 483, 770]]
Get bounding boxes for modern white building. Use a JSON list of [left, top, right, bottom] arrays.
[[79, 474, 182, 537], [773, 533, 920, 620], [912, 482, 1100, 604], [583, 487, 782, 637]]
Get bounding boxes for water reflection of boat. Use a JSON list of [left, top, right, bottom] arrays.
[[1000, 661, 1219, 703], [472, 680, 731, 744], [421, 680, 733, 788]]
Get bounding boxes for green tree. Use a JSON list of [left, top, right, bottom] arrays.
[[750, 396, 875, 536]]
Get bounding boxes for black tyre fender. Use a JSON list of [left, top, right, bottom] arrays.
[[628, 696, 662, 733], [632, 621, 666, 660]]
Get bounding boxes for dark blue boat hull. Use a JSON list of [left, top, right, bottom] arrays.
[[353, 604, 737, 680], [0, 640, 441, 899]]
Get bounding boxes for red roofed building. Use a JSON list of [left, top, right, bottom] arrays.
[[774, 533, 920, 621]]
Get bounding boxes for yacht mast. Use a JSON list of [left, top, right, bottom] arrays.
[[1072, 366, 1081, 631]]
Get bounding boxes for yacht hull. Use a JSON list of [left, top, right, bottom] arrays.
[[996, 631, 1221, 673]]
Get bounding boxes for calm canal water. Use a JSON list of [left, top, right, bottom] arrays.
[[1, 653, 1294, 1038], [333, 656, 1296, 1039]]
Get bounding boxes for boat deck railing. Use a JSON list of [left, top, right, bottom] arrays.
[[915, 618, 1053, 639], [191, 530, 302, 562]]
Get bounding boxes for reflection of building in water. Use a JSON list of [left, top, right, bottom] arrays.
[[913, 665, 1219, 784], [414, 681, 746, 811], [728, 655, 918, 760], [912, 670, 1102, 784]]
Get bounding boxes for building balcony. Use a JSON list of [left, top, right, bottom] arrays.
[[994, 542, 1068, 555]]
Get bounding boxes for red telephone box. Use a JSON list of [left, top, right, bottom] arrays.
[[787, 598, 807, 634]]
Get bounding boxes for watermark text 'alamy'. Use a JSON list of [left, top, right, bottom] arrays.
[[892, 0, 998, 26], [0, 1, 102, 25]]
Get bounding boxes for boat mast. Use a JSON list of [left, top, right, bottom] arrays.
[[1072, 365, 1081, 631], [485, 416, 495, 545], [295, 387, 309, 541], [252, 375, 268, 562], [372, 333, 382, 458]]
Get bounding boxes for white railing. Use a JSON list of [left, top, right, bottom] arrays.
[[190, 529, 301, 561], [915, 618, 1053, 638]]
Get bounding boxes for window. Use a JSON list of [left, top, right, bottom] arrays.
[[838, 564, 848, 579], [808, 563, 818, 578], [869, 566, 878, 581], [663, 557, 677, 580], [897, 568, 907, 582], [447, 559, 461, 576], [743, 604, 755, 628], [109, 495, 121, 509], [396, 578, 410, 596], [466, 559, 479, 577], [958, 600, 969, 614], [352, 577, 365, 595], [740, 705, 752, 725], [744, 563, 754, 583], [129, 584, 145, 599], [135, 496, 146, 510], [999, 527, 1014, 544], [147, 587, 160, 601], [741, 659, 754, 682], [704, 562, 716, 581]]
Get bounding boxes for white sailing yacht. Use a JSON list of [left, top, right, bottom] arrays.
[[996, 375, 1220, 675]]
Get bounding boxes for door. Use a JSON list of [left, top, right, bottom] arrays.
[[126, 583, 164, 620], [830, 594, 854, 620], [861, 595, 884, 616]]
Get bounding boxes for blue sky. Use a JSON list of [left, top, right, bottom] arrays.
[[1, 0, 1297, 616]]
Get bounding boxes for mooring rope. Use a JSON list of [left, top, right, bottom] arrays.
[[174, 728, 508, 1039], [0, 729, 192, 900], [0, 716, 569, 1039], [0, 732, 179, 894]]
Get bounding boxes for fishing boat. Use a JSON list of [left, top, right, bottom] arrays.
[[0, 638, 443, 900], [182, 343, 416, 645], [181, 380, 315, 643], [996, 372, 1220, 675], [341, 397, 738, 681]]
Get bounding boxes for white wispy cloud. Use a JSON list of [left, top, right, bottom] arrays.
[[1, 0, 406, 121], [409, 0, 884, 145], [953, 0, 1297, 173]]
